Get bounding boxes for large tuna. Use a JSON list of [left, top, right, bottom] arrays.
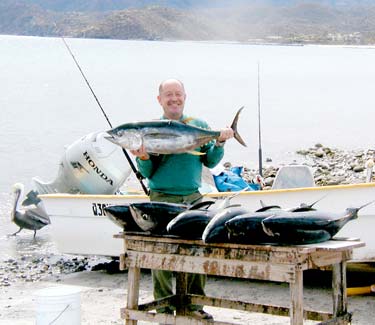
[[128, 201, 189, 234], [105, 107, 246, 155], [261, 202, 374, 244]]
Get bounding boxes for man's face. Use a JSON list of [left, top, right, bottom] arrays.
[[157, 80, 186, 120]]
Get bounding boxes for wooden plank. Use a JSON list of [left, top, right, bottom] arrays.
[[175, 272, 188, 316], [332, 262, 348, 317], [122, 308, 238, 325], [308, 251, 350, 268], [303, 240, 365, 251], [317, 312, 352, 324], [120, 234, 364, 252], [125, 239, 309, 264], [125, 251, 297, 282], [190, 294, 331, 321], [137, 296, 175, 311], [290, 269, 304, 325], [119, 253, 126, 271], [123, 234, 318, 253], [126, 267, 140, 325]]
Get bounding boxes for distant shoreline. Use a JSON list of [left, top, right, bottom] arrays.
[[3, 33, 375, 48]]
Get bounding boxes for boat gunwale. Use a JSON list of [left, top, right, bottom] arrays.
[[38, 182, 375, 200]]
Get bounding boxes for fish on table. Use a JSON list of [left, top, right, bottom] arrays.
[[261, 202, 373, 245], [167, 209, 214, 239], [128, 201, 190, 234], [105, 107, 246, 155], [167, 192, 243, 239], [104, 204, 143, 232], [225, 208, 286, 245], [202, 206, 250, 243]]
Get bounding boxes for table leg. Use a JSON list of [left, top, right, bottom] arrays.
[[290, 268, 304, 325], [126, 266, 140, 325], [175, 272, 188, 316], [332, 261, 347, 317]]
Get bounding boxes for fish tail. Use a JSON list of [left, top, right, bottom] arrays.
[[230, 106, 247, 147], [358, 200, 375, 211]]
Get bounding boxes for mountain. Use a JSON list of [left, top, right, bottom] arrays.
[[1, 1, 375, 44], [19, 1, 375, 12]]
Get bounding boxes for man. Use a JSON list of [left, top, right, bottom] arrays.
[[130, 78, 234, 320]]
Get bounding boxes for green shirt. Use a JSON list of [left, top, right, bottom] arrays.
[[136, 114, 224, 195]]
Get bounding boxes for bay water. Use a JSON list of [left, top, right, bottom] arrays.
[[1, 35, 374, 257]]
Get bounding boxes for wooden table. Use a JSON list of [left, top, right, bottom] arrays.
[[115, 233, 364, 325]]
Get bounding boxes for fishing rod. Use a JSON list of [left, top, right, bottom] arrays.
[[257, 62, 263, 177], [61, 37, 149, 195]]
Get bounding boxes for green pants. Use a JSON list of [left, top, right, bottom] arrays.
[[150, 190, 206, 312]]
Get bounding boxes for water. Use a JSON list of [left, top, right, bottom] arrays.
[[1, 35, 375, 257]]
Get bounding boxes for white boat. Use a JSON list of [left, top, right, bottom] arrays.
[[39, 181, 375, 261]]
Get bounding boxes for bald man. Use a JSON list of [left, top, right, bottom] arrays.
[[131, 79, 234, 320]]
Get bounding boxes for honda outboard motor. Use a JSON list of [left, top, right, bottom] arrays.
[[32, 131, 132, 194]]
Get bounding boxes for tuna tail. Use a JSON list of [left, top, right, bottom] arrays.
[[345, 200, 375, 222], [230, 106, 247, 147], [358, 200, 375, 211]]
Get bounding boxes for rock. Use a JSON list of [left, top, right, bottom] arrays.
[[264, 177, 274, 187], [314, 149, 325, 158], [353, 165, 364, 173]]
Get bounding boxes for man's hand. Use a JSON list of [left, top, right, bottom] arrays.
[[217, 127, 234, 142], [130, 145, 150, 160]]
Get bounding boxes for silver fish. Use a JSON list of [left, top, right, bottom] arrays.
[[202, 206, 250, 243], [129, 201, 189, 233], [261, 201, 374, 241], [106, 107, 246, 155], [166, 193, 240, 239]]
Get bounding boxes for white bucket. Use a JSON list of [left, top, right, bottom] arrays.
[[35, 286, 81, 325]]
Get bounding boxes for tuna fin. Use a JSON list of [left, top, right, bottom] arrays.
[[261, 215, 278, 237], [230, 106, 247, 147], [190, 200, 216, 210], [188, 151, 205, 156]]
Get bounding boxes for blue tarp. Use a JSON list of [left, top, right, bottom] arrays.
[[213, 166, 260, 192]]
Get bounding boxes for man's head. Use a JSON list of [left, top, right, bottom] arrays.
[[157, 79, 186, 120]]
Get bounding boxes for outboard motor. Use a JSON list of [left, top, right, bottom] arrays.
[[32, 131, 132, 194]]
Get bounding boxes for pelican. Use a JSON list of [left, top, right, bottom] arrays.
[[10, 183, 50, 238]]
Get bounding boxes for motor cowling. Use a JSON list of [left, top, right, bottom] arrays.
[[32, 131, 132, 194]]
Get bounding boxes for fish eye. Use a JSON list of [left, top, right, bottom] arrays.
[[142, 213, 149, 220]]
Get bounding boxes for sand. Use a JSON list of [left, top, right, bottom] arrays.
[[1, 266, 374, 325]]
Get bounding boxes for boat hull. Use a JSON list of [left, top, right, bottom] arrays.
[[40, 183, 375, 261]]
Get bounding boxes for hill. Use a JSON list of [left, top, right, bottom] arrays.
[[1, 1, 375, 44]]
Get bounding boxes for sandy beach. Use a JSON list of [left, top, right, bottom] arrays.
[[1, 263, 374, 325]]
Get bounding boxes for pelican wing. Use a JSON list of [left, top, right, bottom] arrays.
[[24, 207, 51, 225]]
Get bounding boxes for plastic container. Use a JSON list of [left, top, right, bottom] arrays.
[[35, 286, 81, 325]]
